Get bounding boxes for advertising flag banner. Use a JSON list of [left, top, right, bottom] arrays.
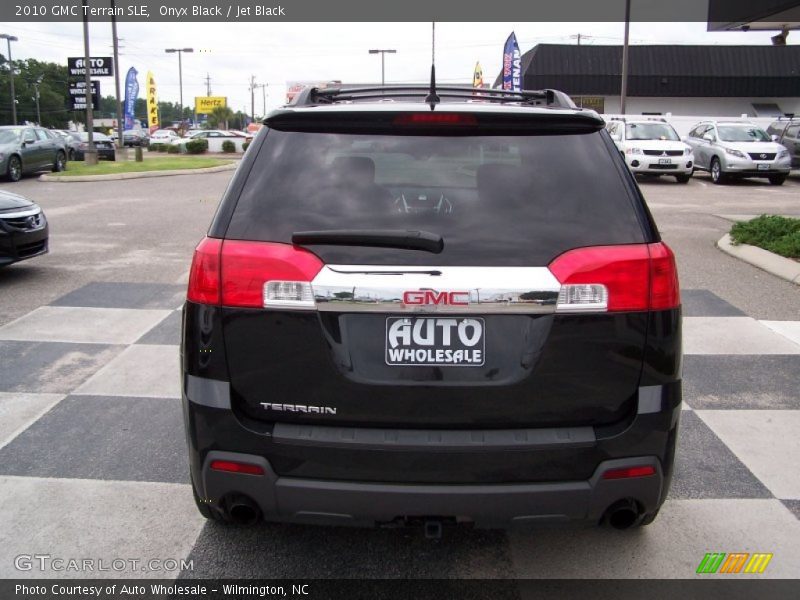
[[146, 71, 159, 130], [123, 67, 139, 130], [502, 32, 522, 91], [473, 61, 484, 88]]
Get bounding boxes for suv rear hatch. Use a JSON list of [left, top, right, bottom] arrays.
[[198, 107, 674, 429]]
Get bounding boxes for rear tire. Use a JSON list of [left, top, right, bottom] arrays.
[[675, 173, 691, 184], [6, 155, 22, 182], [710, 157, 726, 184], [769, 174, 786, 186], [53, 151, 66, 172]]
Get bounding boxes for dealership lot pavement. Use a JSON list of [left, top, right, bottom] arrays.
[[0, 171, 798, 581]]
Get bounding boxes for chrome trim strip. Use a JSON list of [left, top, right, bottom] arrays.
[[0, 207, 41, 219], [311, 265, 560, 314]]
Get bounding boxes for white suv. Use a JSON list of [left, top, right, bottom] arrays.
[[607, 119, 694, 184]]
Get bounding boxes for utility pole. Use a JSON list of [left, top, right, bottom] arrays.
[[368, 49, 396, 85], [111, 0, 124, 151], [81, 0, 97, 164], [620, 0, 631, 115], [253, 83, 268, 118], [204, 72, 211, 96], [0, 34, 19, 125], [33, 76, 42, 124], [249, 75, 256, 123]]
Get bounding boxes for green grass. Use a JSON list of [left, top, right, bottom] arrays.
[[730, 215, 800, 259], [59, 156, 233, 177]]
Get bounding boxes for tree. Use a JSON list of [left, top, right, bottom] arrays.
[[207, 105, 234, 129], [0, 55, 72, 127]]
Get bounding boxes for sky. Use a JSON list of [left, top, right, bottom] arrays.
[[0, 21, 795, 117]]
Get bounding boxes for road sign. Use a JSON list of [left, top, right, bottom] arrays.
[[69, 80, 101, 111], [68, 57, 114, 77]]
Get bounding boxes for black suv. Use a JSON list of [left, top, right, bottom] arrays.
[[181, 84, 682, 532]]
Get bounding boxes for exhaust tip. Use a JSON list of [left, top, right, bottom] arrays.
[[225, 494, 262, 526], [604, 499, 642, 530]]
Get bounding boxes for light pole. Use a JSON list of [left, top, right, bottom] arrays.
[[81, 0, 97, 165], [368, 49, 396, 86], [165, 47, 193, 123], [620, 0, 631, 115], [0, 34, 18, 125]]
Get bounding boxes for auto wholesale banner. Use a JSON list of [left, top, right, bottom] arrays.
[[502, 32, 521, 91], [123, 67, 139, 130], [146, 71, 159, 130]]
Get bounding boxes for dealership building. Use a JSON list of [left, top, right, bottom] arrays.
[[497, 44, 800, 117]]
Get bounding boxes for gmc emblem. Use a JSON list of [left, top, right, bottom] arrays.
[[403, 290, 469, 306]]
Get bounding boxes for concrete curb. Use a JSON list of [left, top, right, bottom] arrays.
[[39, 161, 237, 182], [717, 233, 800, 285]]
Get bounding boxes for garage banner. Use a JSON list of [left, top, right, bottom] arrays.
[[502, 32, 521, 91], [146, 71, 159, 130], [123, 67, 139, 130]]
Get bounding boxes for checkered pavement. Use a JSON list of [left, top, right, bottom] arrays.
[[0, 283, 798, 579]]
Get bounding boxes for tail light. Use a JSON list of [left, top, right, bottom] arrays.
[[549, 242, 679, 313], [210, 460, 265, 476], [186, 238, 324, 309], [602, 465, 656, 480]]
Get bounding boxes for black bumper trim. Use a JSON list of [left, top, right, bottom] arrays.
[[200, 451, 663, 528]]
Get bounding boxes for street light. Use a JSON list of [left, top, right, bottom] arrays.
[[368, 49, 396, 86], [0, 34, 19, 125], [165, 47, 193, 122]]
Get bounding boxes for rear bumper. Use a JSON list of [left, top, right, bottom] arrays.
[[183, 374, 681, 528], [199, 451, 663, 528]]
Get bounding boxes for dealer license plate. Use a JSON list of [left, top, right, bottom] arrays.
[[385, 317, 485, 366]]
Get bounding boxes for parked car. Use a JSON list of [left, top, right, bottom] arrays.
[[173, 129, 247, 152], [150, 129, 182, 145], [182, 85, 682, 531], [0, 189, 49, 266], [766, 117, 800, 169], [606, 119, 694, 183], [0, 126, 67, 182], [52, 129, 82, 161], [66, 132, 116, 161], [123, 130, 150, 147], [684, 121, 791, 185]]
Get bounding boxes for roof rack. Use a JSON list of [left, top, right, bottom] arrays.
[[290, 85, 577, 110]]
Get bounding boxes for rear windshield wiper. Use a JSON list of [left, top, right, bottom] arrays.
[[292, 229, 444, 254]]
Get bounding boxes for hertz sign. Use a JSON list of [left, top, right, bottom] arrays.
[[195, 96, 227, 115]]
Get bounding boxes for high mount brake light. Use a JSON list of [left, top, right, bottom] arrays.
[[394, 113, 478, 126], [186, 238, 324, 309], [548, 242, 680, 313]]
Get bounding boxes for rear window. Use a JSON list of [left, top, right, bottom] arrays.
[[225, 130, 647, 266]]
